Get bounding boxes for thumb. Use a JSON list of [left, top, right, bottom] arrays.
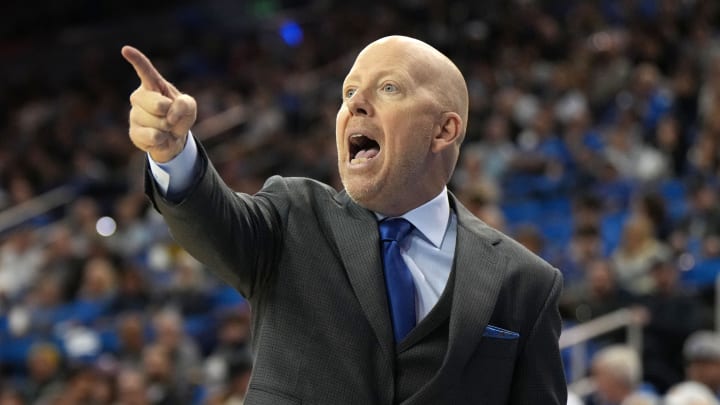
[[121, 46, 180, 99], [167, 94, 197, 137]]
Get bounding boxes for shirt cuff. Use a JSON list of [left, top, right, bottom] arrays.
[[148, 133, 199, 198]]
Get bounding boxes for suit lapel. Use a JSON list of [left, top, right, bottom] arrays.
[[326, 191, 395, 362], [445, 203, 507, 366], [404, 194, 508, 404]]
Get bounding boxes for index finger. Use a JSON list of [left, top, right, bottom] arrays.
[[121, 45, 166, 91]]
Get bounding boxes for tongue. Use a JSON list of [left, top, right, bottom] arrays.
[[355, 147, 379, 160]]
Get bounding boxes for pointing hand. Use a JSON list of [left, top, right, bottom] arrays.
[[122, 46, 197, 163]]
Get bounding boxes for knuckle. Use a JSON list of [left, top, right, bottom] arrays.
[[129, 89, 140, 104], [155, 100, 170, 113], [182, 94, 197, 108], [150, 129, 166, 143]]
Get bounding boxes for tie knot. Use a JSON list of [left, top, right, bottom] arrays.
[[379, 218, 414, 242]]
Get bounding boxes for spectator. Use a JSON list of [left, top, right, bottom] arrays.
[[113, 312, 147, 370], [640, 258, 711, 393], [204, 310, 252, 393], [0, 388, 24, 405], [603, 118, 669, 182], [586, 345, 644, 405], [42, 224, 85, 302], [456, 114, 516, 183], [158, 252, 212, 316], [205, 349, 253, 405], [560, 258, 635, 328], [513, 224, 546, 258], [75, 256, 118, 324], [673, 182, 720, 256], [553, 224, 605, 287], [151, 309, 202, 389], [17, 343, 64, 404], [115, 368, 150, 405], [110, 262, 152, 314], [142, 344, 185, 405], [52, 365, 116, 405], [683, 331, 720, 398], [105, 193, 152, 258], [611, 215, 671, 294], [0, 227, 44, 303], [633, 192, 673, 242], [665, 381, 720, 405]]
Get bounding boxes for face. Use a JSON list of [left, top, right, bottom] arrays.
[[688, 360, 720, 391], [336, 38, 448, 215], [592, 365, 630, 403]]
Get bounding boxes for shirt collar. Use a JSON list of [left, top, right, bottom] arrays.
[[375, 187, 450, 248]]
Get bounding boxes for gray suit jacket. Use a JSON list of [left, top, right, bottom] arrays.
[[146, 146, 567, 404]]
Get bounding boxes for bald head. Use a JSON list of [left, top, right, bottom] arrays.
[[359, 36, 469, 141]]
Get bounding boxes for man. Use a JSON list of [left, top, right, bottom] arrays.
[[683, 331, 720, 399], [122, 36, 566, 404], [585, 345, 647, 405]]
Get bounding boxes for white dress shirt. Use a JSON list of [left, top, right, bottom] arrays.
[[378, 192, 456, 321], [149, 135, 456, 321]]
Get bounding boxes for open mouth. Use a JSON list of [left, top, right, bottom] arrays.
[[349, 134, 380, 164]]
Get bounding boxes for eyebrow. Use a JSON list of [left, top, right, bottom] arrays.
[[343, 69, 412, 87]]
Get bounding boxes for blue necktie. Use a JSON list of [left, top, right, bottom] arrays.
[[379, 218, 417, 343]]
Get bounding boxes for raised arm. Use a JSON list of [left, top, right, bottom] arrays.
[[122, 46, 285, 299]]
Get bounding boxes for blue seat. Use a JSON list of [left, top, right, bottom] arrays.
[[538, 216, 573, 249], [601, 211, 629, 254], [658, 179, 688, 221], [212, 285, 246, 309], [501, 200, 542, 226], [681, 257, 720, 288]]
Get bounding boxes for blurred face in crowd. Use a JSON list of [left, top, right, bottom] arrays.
[[118, 313, 145, 353], [592, 362, 633, 404], [588, 260, 615, 298], [116, 369, 149, 405], [27, 344, 60, 383], [143, 345, 172, 382], [687, 358, 720, 392], [153, 311, 183, 350], [621, 216, 654, 253], [81, 257, 117, 299], [336, 36, 467, 216]]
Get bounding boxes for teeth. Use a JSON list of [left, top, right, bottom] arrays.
[[350, 133, 364, 138], [351, 157, 368, 164]]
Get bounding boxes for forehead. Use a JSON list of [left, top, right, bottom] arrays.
[[344, 43, 428, 85]]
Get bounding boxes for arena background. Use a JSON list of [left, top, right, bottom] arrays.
[[2, 0, 720, 403]]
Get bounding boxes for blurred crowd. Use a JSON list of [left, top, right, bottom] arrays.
[[3, 0, 720, 404]]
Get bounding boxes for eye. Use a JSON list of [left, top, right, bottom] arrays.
[[344, 88, 357, 99], [382, 83, 398, 93]]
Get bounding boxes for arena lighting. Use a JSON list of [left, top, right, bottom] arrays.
[[96, 216, 117, 237], [280, 20, 303, 47]]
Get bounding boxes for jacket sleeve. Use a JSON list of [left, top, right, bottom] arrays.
[[145, 140, 289, 299], [509, 269, 567, 405]]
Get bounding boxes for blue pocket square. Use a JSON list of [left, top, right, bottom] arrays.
[[483, 325, 520, 340]]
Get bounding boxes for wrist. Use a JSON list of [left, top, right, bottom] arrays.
[[149, 134, 187, 163]]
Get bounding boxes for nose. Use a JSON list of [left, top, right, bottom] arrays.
[[347, 90, 373, 117]]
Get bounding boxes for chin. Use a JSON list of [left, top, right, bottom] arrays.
[[344, 184, 374, 208], [346, 186, 406, 216], [343, 180, 382, 210]]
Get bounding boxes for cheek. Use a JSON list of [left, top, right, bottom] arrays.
[[391, 119, 433, 155], [335, 108, 348, 149]]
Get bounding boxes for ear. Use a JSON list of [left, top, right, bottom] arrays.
[[431, 112, 463, 153]]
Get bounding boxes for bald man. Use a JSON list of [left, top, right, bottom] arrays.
[[123, 36, 566, 404]]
